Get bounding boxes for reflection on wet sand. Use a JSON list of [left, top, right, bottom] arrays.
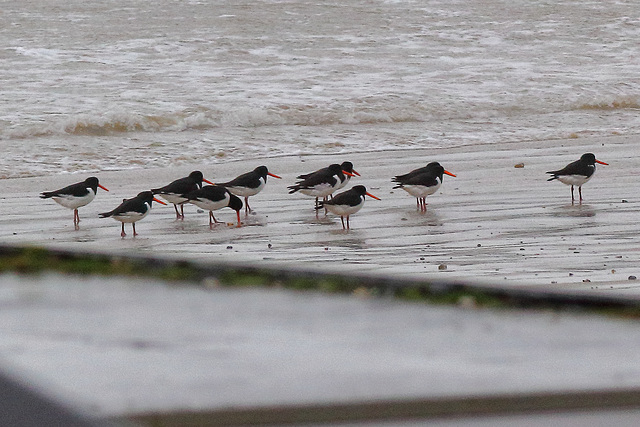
[[552, 204, 596, 218]]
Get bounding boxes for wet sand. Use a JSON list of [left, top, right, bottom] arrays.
[[2, 134, 639, 295]]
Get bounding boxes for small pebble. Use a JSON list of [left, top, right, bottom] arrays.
[[622, 200, 628, 203], [268, 243, 272, 249], [629, 276, 637, 281], [583, 279, 591, 283], [477, 243, 481, 247], [438, 264, 447, 270], [514, 163, 524, 168], [226, 245, 233, 250]]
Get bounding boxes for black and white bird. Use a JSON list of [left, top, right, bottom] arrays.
[[184, 185, 243, 229], [392, 162, 456, 211], [40, 176, 109, 229], [318, 185, 380, 230], [152, 171, 213, 220], [288, 164, 355, 214], [296, 161, 360, 192], [217, 166, 281, 215], [99, 191, 166, 237], [546, 153, 608, 203]]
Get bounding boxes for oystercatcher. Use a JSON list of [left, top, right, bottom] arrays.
[[296, 161, 360, 191], [184, 185, 243, 229], [40, 176, 109, 229], [152, 171, 213, 220], [318, 185, 380, 230], [392, 162, 456, 211], [288, 164, 355, 214], [546, 153, 608, 203], [217, 166, 281, 215], [99, 191, 166, 237]]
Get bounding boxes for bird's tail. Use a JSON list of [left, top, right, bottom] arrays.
[[288, 185, 301, 194], [39, 192, 53, 199], [98, 211, 112, 218], [546, 174, 558, 182]]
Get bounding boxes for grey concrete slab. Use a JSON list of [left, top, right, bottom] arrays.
[[2, 272, 640, 421]]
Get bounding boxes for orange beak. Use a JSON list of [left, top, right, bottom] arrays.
[[268, 172, 282, 179], [444, 170, 456, 177], [596, 160, 608, 165], [366, 192, 381, 201], [203, 178, 215, 185], [153, 197, 167, 205], [98, 184, 109, 191], [342, 170, 355, 177], [351, 169, 361, 177]]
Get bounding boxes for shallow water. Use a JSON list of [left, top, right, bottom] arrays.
[[1, 0, 639, 177]]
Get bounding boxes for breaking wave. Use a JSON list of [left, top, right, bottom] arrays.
[[0, 100, 431, 140], [576, 95, 640, 111]]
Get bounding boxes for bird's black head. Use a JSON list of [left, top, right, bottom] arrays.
[[254, 165, 269, 176], [188, 171, 205, 183], [85, 177, 100, 191], [351, 185, 368, 195], [340, 162, 354, 172], [432, 164, 446, 178], [228, 192, 244, 212], [580, 153, 596, 164], [137, 191, 155, 203]]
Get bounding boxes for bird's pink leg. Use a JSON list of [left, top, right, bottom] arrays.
[[244, 196, 251, 215], [173, 204, 182, 220], [236, 211, 242, 228], [340, 216, 345, 229], [579, 186, 583, 203], [121, 223, 126, 238], [133, 223, 138, 237]]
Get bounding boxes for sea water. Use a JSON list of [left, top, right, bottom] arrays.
[[1, 0, 639, 178]]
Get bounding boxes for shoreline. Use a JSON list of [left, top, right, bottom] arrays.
[[1, 134, 639, 294]]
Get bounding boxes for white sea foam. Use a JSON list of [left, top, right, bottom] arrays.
[[0, 0, 639, 178]]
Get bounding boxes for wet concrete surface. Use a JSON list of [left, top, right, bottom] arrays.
[[2, 273, 640, 421]]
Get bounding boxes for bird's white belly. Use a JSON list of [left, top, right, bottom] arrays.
[[227, 180, 264, 197], [402, 182, 441, 198], [557, 174, 592, 186], [325, 201, 364, 216], [52, 191, 95, 209], [159, 193, 188, 205], [112, 210, 149, 223], [189, 194, 230, 212], [300, 183, 335, 198]]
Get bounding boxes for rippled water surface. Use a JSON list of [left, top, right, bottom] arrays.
[[1, 0, 639, 177]]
